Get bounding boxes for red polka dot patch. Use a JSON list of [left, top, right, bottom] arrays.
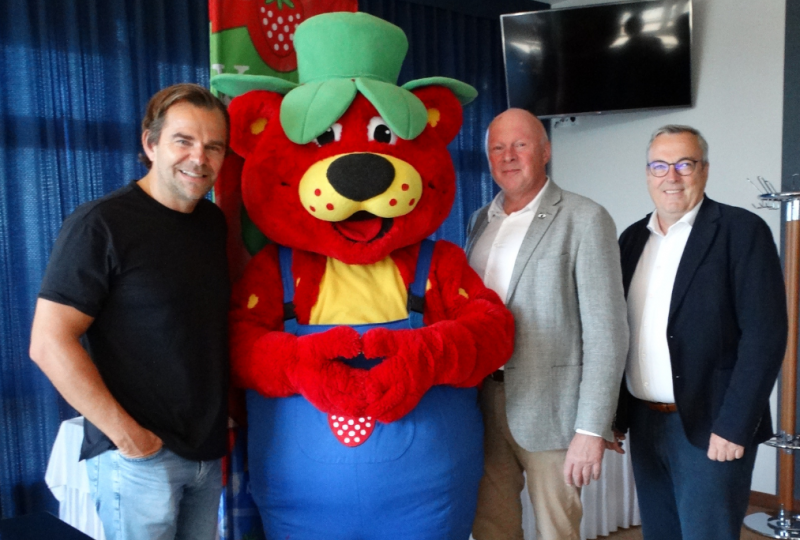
[[328, 414, 375, 447]]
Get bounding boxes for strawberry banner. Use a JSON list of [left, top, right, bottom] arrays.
[[210, 0, 358, 84]]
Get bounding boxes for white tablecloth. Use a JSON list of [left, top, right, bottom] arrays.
[[577, 448, 641, 539], [44, 417, 106, 540]]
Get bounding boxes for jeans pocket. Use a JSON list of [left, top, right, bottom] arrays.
[[117, 446, 165, 463]]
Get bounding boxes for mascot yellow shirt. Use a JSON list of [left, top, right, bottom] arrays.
[[310, 256, 408, 325]]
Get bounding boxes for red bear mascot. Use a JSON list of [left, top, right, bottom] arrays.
[[212, 11, 514, 540]]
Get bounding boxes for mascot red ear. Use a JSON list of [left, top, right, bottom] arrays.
[[227, 90, 283, 158], [411, 85, 464, 146]]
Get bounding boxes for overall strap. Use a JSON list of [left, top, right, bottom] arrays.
[[278, 246, 299, 334], [407, 239, 435, 330]]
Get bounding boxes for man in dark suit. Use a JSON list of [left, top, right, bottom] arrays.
[[610, 125, 787, 540]]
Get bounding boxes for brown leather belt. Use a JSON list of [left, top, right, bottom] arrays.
[[642, 400, 677, 413], [490, 370, 504, 383]]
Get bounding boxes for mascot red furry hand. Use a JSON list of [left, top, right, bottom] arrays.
[[212, 11, 514, 540]]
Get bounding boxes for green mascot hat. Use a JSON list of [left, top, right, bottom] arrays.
[[211, 11, 477, 144]]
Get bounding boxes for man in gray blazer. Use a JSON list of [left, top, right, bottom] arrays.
[[467, 108, 629, 540]]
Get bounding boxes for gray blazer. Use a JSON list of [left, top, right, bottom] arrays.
[[466, 181, 629, 452]]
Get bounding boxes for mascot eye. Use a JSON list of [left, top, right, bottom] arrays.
[[367, 117, 398, 145], [314, 123, 342, 146]]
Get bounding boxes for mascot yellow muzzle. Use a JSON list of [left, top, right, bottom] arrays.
[[299, 153, 422, 221]]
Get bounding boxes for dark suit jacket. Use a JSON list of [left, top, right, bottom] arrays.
[[615, 197, 787, 449]]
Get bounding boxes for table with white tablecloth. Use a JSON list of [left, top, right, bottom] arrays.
[[44, 417, 106, 540]]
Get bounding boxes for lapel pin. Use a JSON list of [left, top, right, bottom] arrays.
[[537, 213, 547, 219]]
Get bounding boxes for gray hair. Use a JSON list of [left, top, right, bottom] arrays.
[[647, 125, 709, 164]]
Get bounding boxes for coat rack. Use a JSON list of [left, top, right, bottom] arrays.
[[745, 189, 800, 538]]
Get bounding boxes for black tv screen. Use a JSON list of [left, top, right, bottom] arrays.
[[501, 0, 692, 118]]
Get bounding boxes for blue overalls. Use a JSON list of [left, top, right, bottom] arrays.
[[246, 241, 484, 540]]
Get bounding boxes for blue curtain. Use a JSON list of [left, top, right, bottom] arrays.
[[359, 0, 506, 247], [0, 0, 211, 518]]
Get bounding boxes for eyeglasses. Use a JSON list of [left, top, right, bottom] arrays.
[[647, 159, 702, 177]]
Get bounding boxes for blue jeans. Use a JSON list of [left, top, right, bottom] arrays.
[[85, 447, 222, 540], [629, 399, 757, 540]]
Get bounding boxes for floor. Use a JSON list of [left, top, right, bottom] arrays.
[[602, 506, 772, 540]]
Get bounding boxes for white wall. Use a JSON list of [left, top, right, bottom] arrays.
[[547, 0, 786, 494]]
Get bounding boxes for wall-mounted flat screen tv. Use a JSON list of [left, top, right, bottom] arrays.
[[501, 0, 692, 118]]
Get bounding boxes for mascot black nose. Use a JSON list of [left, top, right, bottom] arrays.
[[327, 154, 395, 202]]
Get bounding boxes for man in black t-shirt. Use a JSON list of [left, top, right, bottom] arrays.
[[30, 83, 231, 540]]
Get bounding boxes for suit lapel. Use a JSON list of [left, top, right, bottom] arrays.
[[505, 183, 562, 303], [669, 198, 720, 317], [465, 207, 490, 260], [621, 219, 651, 296]]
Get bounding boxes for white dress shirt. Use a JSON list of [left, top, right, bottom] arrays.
[[625, 199, 704, 403], [469, 179, 550, 304]]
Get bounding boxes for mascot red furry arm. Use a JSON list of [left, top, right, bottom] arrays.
[[362, 241, 514, 421], [230, 239, 513, 423]]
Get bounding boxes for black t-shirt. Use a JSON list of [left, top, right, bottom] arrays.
[[39, 181, 230, 461]]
